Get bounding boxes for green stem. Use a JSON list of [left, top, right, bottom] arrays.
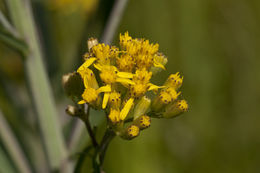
[[98, 129, 115, 168], [0, 146, 16, 173], [0, 110, 32, 173], [83, 105, 99, 148], [0, 10, 19, 38], [101, 0, 129, 44], [5, 0, 70, 171]]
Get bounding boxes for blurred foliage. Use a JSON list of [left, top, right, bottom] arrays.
[[0, 0, 260, 172]]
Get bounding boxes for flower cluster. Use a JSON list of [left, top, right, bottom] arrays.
[[67, 32, 188, 140]]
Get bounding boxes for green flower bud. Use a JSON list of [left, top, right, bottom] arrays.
[[62, 72, 84, 99], [133, 96, 151, 120], [87, 37, 98, 50], [163, 100, 188, 118]]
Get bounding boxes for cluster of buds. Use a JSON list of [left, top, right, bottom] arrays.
[[63, 32, 188, 140]]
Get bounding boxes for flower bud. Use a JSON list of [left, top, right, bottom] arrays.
[[87, 37, 98, 50], [163, 100, 188, 118], [62, 72, 84, 99], [120, 125, 140, 140], [66, 105, 80, 117], [133, 96, 151, 120], [133, 115, 151, 130]]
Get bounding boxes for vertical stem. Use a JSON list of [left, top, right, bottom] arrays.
[[101, 0, 129, 44], [5, 0, 70, 171], [98, 129, 115, 167], [0, 146, 16, 173], [83, 105, 99, 148], [0, 110, 32, 173]]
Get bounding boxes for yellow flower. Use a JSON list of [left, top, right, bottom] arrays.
[[72, 32, 188, 140], [119, 32, 165, 70], [164, 72, 183, 90], [78, 85, 111, 106], [94, 64, 134, 109], [120, 69, 163, 120], [151, 87, 181, 112]]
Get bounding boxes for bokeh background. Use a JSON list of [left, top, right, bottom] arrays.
[[0, 0, 260, 172]]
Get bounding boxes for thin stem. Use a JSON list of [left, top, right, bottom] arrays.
[[0, 10, 20, 38], [0, 146, 16, 173], [0, 110, 32, 173], [98, 129, 116, 167], [84, 105, 99, 148], [101, 0, 129, 44], [5, 0, 70, 171]]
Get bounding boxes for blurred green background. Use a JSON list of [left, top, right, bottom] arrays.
[[1, 0, 260, 172]]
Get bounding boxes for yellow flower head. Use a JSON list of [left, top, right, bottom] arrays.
[[71, 32, 188, 141]]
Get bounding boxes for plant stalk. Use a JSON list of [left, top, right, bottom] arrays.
[[101, 0, 129, 44], [5, 0, 70, 171], [0, 110, 32, 173]]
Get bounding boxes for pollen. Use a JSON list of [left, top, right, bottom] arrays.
[[130, 83, 148, 98], [165, 72, 183, 90], [133, 69, 152, 85], [136, 54, 153, 69], [91, 43, 111, 65], [116, 54, 135, 72], [120, 31, 132, 49]]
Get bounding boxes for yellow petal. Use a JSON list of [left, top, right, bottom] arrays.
[[94, 63, 102, 71], [117, 72, 133, 79], [82, 58, 97, 68], [102, 92, 110, 109], [120, 98, 134, 120], [97, 85, 111, 93], [116, 78, 135, 85], [148, 83, 165, 91], [153, 59, 166, 70], [78, 100, 86, 104]]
